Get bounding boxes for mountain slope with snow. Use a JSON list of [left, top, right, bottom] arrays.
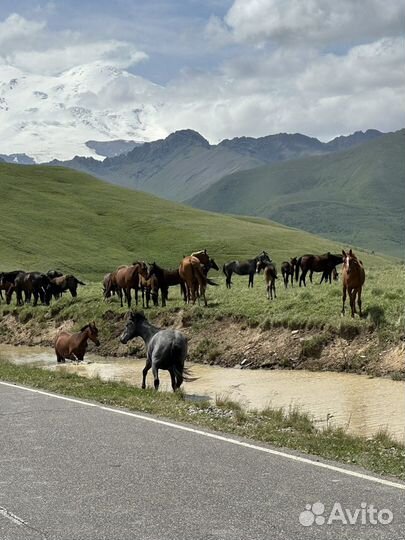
[[0, 62, 166, 162]]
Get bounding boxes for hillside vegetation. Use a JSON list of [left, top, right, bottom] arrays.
[[48, 129, 386, 204], [190, 130, 405, 258], [0, 162, 384, 279]]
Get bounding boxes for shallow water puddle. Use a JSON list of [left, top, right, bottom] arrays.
[[1, 344, 404, 443]]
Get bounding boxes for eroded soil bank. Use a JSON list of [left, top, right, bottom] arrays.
[[0, 309, 403, 378]]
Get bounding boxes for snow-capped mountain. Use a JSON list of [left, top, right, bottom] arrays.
[[0, 62, 167, 162]]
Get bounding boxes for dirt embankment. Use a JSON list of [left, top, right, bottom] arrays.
[[0, 310, 403, 378]]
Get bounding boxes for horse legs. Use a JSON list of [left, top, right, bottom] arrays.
[[152, 365, 159, 390], [309, 270, 313, 284], [134, 286, 139, 306], [342, 286, 347, 315], [248, 272, 254, 288], [169, 368, 177, 392], [349, 289, 356, 318], [357, 287, 363, 317], [117, 287, 123, 307], [56, 353, 65, 363], [300, 269, 307, 287], [125, 288, 131, 308], [225, 270, 232, 289], [141, 358, 151, 389]]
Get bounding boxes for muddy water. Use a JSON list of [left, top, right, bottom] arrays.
[[1, 344, 404, 443]]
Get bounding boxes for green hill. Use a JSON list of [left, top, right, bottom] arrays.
[[0, 163, 385, 279], [189, 130, 405, 258]]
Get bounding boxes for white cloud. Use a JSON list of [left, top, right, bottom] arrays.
[[0, 14, 147, 75], [220, 0, 404, 47]]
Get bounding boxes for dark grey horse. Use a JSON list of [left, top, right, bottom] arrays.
[[120, 312, 189, 392], [223, 251, 272, 288]]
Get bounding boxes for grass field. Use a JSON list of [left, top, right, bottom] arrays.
[[0, 162, 388, 279]]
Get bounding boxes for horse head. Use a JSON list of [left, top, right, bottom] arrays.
[[81, 322, 100, 346], [120, 311, 146, 344]]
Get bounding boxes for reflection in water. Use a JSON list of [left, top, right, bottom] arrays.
[[1, 344, 404, 443]]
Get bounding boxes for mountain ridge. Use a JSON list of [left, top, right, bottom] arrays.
[[189, 130, 405, 258]]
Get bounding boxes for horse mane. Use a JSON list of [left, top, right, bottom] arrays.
[[80, 324, 90, 332], [191, 250, 206, 257]]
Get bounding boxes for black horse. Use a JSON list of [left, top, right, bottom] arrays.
[[295, 253, 343, 287], [147, 262, 187, 306], [0, 270, 25, 304], [15, 272, 50, 305], [223, 251, 271, 288]]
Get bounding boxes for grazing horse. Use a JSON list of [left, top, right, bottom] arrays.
[[146, 262, 186, 306], [54, 322, 100, 363], [47, 270, 64, 280], [47, 274, 85, 301], [120, 311, 189, 392], [15, 272, 50, 306], [115, 262, 148, 308], [257, 260, 278, 300], [223, 251, 271, 288], [281, 258, 297, 288], [0, 270, 25, 304], [295, 253, 343, 287], [341, 249, 365, 318]]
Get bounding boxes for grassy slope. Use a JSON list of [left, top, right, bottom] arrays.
[[0, 163, 385, 279], [189, 130, 405, 258]]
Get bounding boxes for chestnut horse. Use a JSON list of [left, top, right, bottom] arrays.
[[179, 250, 217, 306], [341, 249, 365, 318], [115, 262, 148, 308], [54, 322, 100, 363]]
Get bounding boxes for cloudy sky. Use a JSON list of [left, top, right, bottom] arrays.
[[0, 0, 404, 149]]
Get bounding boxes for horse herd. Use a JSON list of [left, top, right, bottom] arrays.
[[54, 246, 365, 391], [0, 270, 85, 306], [1, 248, 365, 319], [1, 249, 365, 391]]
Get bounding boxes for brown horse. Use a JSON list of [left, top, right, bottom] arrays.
[[295, 253, 343, 287], [179, 255, 208, 305], [341, 249, 365, 318], [257, 260, 278, 300], [54, 322, 100, 363], [115, 262, 148, 307], [281, 258, 297, 288], [139, 273, 159, 308]]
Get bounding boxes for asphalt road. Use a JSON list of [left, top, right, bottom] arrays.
[[0, 382, 404, 540]]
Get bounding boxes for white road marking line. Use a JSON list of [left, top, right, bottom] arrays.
[[1, 380, 404, 491], [0, 505, 26, 526]]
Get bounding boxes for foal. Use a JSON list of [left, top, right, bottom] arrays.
[[54, 322, 100, 363], [257, 260, 278, 300]]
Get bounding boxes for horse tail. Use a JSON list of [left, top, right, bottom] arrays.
[[206, 277, 218, 286], [76, 279, 86, 285], [295, 257, 301, 282]]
